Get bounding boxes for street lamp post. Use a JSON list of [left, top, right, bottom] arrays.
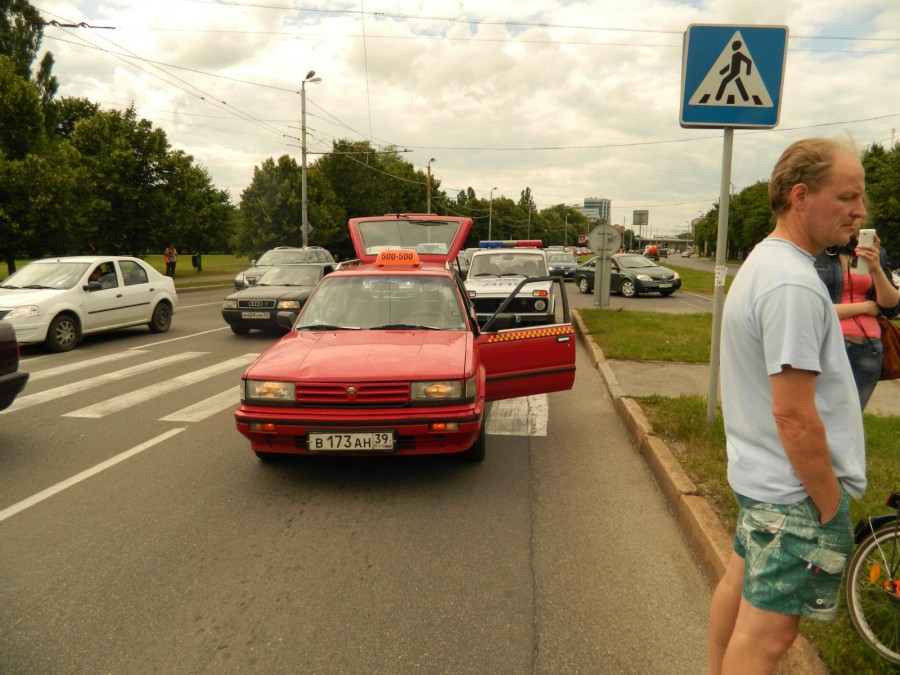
[[488, 187, 497, 240], [301, 70, 321, 249], [426, 158, 436, 213]]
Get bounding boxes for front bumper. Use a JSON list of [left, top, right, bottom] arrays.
[[235, 403, 484, 457], [636, 278, 682, 293], [0, 370, 29, 411]]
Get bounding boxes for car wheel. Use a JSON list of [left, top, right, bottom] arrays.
[[660, 289, 675, 296], [231, 325, 251, 335], [45, 313, 79, 352], [457, 424, 486, 462], [620, 279, 638, 298], [148, 302, 172, 333], [578, 277, 591, 294]]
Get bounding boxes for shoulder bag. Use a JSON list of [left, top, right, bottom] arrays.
[[878, 315, 900, 381]]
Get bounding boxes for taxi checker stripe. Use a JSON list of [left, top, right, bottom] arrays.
[[486, 325, 574, 343]]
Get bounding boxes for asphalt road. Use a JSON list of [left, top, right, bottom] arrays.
[[1, 288, 710, 673]]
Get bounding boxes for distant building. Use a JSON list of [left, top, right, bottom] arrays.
[[579, 197, 611, 224]]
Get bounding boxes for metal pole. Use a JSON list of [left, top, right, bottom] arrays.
[[301, 78, 309, 248], [427, 157, 435, 213], [489, 187, 496, 240], [707, 127, 734, 425]]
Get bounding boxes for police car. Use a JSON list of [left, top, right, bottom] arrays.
[[234, 215, 575, 462], [464, 241, 556, 326]]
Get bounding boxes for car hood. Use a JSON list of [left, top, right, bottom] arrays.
[[625, 266, 676, 280], [226, 286, 314, 301], [246, 330, 470, 382], [0, 287, 66, 309]]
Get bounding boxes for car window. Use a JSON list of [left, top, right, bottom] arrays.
[[256, 265, 321, 287], [470, 253, 545, 277], [548, 253, 577, 264], [618, 255, 656, 268], [356, 219, 460, 256], [296, 275, 466, 330], [119, 260, 148, 286], [2, 261, 90, 289]]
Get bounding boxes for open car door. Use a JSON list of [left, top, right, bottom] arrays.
[[477, 276, 576, 401]]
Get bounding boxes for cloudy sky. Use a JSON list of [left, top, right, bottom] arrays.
[[34, 0, 900, 237]]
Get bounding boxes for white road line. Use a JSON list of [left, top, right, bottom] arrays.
[[1, 352, 205, 414], [0, 428, 186, 524], [159, 386, 241, 422], [63, 354, 259, 419], [487, 394, 549, 436], [27, 351, 148, 382], [130, 326, 231, 349]]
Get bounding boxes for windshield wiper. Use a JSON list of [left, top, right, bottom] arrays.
[[471, 273, 498, 277], [22, 284, 54, 289], [296, 324, 358, 331], [371, 324, 439, 330], [0, 284, 20, 289], [499, 273, 526, 277]]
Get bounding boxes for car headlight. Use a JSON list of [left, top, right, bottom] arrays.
[[534, 299, 548, 311], [244, 380, 294, 401], [277, 300, 302, 310], [411, 376, 475, 402], [223, 300, 238, 309], [636, 274, 653, 281], [8, 305, 39, 318], [234, 273, 245, 284], [673, 273, 681, 280]]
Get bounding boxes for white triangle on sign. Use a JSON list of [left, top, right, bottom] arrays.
[[689, 31, 773, 108]]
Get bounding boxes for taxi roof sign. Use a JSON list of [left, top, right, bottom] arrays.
[[374, 249, 422, 267]]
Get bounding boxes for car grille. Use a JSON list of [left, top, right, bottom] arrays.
[[237, 299, 276, 309], [472, 297, 539, 314], [295, 382, 411, 406]]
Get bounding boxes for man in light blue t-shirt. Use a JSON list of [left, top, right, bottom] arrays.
[[708, 138, 867, 675]]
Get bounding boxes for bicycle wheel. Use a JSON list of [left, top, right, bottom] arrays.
[[845, 524, 900, 664]]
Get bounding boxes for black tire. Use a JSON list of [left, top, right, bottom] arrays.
[[45, 314, 80, 352], [255, 451, 282, 462], [230, 325, 251, 335], [660, 289, 675, 296], [845, 524, 900, 664], [148, 302, 172, 333], [620, 279, 638, 298], [457, 424, 486, 462], [578, 277, 591, 294]]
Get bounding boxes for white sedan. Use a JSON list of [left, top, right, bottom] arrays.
[[0, 256, 177, 352]]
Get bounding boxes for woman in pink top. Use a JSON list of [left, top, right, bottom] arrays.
[[814, 220, 900, 409]]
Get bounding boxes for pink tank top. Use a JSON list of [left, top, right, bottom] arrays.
[[839, 272, 880, 338]]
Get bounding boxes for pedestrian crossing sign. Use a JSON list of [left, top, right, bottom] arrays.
[[680, 24, 788, 129]]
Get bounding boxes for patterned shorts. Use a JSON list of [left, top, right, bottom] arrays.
[[733, 490, 854, 620]]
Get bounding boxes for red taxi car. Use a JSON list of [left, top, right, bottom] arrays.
[[234, 214, 576, 462]]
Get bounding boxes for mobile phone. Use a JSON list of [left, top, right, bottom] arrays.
[[854, 228, 875, 275]]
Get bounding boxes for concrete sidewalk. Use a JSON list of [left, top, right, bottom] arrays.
[[572, 311, 832, 675]]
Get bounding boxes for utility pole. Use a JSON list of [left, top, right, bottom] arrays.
[[488, 187, 497, 240], [426, 158, 436, 213], [301, 70, 321, 248]]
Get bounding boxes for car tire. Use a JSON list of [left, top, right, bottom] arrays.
[[660, 289, 675, 296], [230, 325, 251, 335], [620, 279, 638, 298], [457, 424, 486, 462], [578, 277, 591, 294], [45, 313, 79, 352], [148, 302, 173, 333], [254, 451, 283, 462]]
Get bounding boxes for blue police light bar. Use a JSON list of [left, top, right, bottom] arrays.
[[478, 240, 543, 248]]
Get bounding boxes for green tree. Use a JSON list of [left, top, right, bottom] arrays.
[[234, 155, 305, 257], [864, 143, 900, 264], [0, 54, 43, 159]]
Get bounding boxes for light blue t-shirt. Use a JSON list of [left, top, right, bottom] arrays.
[[720, 238, 866, 503]]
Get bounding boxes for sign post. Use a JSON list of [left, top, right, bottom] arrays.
[[589, 224, 622, 308], [680, 24, 788, 424]]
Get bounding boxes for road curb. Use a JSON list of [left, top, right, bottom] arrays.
[[571, 310, 828, 675]]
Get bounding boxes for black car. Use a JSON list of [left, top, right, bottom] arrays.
[[0, 319, 29, 411], [222, 264, 334, 334], [233, 246, 334, 290], [574, 254, 681, 297], [546, 251, 578, 281]]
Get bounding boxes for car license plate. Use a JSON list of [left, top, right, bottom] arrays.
[[658, 283, 672, 289], [241, 311, 269, 319], [308, 431, 395, 452]]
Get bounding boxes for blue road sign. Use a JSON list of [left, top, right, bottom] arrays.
[[680, 24, 788, 129]]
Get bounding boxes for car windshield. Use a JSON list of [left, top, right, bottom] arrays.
[[547, 253, 577, 264], [255, 250, 309, 265], [469, 253, 545, 278], [618, 255, 657, 268], [356, 219, 462, 256], [296, 275, 466, 330], [255, 265, 322, 287], [1, 261, 91, 289]]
